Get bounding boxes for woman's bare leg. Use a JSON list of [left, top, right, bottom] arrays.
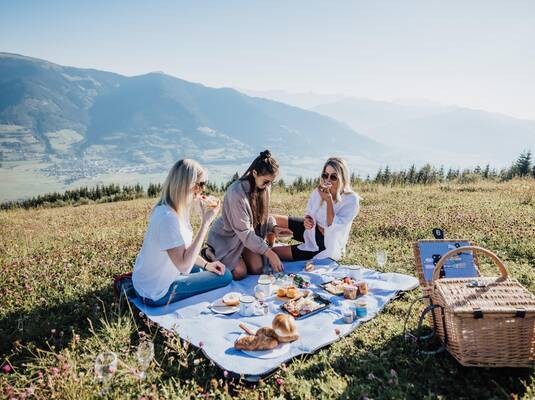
[[243, 247, 264, 275], [272, 214, 289, 229], [232, 259, 248, 280], [272, 245, 294, 261]]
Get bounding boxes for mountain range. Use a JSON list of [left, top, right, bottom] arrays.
[[0, 53, 384, 200], [2, 53, 534, 201], [244, 90, 535, 167]]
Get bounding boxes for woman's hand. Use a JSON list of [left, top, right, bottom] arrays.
[[304, 215, 315, 230], [205, 260, 225, 276], [265, 248, 284, 272], [318, 185, 333, 202], [273, 226, 293, 237], [200, 200, 221, 224]]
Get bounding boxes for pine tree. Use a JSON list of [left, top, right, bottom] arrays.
[[514, 150, 532, 177], [483, 164, 490, 179], [375, 168, 383, 184], [407, 164, 416, 184], [382, 166, 391, 185]]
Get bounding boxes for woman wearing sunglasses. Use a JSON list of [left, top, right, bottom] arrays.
[[206, 150, 286, 280], [272, 157, 360, 261], [132, 159, 232, 307]]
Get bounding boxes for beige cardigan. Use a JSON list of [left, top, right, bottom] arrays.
[[207, 179, 275, 270]]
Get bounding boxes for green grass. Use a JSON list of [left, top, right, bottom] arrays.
[[1, 180, 534, 399]]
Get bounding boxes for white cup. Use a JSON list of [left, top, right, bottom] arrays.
[[347, 265, 362, 280], [254, 280, 272, 298], [239, 295, 256, 317]]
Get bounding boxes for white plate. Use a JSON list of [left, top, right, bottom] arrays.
[[238, 334, 291, 359], [209, 299, 239, 315]]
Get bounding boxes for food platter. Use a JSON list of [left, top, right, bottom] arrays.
[[320, 277, 358, 296], [280, 294, 331, 320]]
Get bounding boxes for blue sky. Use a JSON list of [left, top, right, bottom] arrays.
[[1, 0, 534, 119]]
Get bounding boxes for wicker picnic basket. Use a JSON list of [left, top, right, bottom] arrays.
[[427, 246, 535, 367], [413, 239, 480, 341]]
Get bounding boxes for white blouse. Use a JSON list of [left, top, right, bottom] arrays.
[[297, 189, 360, 260]]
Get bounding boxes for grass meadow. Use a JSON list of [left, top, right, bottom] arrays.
[[1, 180, 534, 399]]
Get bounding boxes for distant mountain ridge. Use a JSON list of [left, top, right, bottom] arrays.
[[245, 89, 535, 167], [0, 53, 383, 175]]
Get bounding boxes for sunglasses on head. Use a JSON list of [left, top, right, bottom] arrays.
[[321, 172, 338, 181]]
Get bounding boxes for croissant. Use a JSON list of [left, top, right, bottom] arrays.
[[234, 327, 279, 351]]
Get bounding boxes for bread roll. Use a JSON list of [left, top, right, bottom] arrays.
[[272, 314, 299, 343]]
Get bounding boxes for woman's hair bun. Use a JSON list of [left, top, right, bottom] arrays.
[[260, 150, 271, 159]]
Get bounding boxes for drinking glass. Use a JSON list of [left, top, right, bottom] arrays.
[[94, 351, 117, 394], [136, 341, 154, 379], [376, 250, 387, 268]]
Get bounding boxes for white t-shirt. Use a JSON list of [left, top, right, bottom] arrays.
[[298, 189, 360, 260], [132, 205, 193, 301]]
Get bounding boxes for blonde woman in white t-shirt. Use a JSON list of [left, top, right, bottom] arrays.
[[132, 159, 232, 307], [272, 157, 360, 261]]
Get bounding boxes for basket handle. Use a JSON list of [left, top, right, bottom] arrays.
[[431, 246, 507, 285]]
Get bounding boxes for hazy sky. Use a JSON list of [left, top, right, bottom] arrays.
[[1, 0, 534, 120]]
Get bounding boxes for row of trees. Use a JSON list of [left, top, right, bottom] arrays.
[[2, 151, 534, 210], [1, 183, 145, 210]]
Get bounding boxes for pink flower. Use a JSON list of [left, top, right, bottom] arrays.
[[199, 341, 204, 348], [223, 370, 229, 377], [1, 364, 12, 373], [335, 328, 341, 336], [37, 370, 43, 379], [276, 378, 284, 385], [51, 367, 60, 376]]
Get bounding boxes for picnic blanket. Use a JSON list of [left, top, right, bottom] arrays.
[[130, 259, 419, 378]]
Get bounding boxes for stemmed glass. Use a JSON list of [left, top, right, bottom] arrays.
[[136, 341, 154, 379], [94, 351, 117, 395], [376, 250, 387, 268]]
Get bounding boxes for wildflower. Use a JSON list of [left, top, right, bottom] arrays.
[[335, 328, 341, 335], [1, 364, 12, 373], [51, 328, 56, 335], [223, 370, 229, 378], [51, 367, 60, 376], [193, 359, 201, 366], [367, 372, 376, 380], [199, 341, 204, 348], [37, 370, 43, 379], [276, 377, 284, 385]]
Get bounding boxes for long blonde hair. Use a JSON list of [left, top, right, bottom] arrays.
[[322, 157, 352, 202], [159, 159, 206, 218]]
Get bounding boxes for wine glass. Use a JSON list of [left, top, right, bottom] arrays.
[[376, 250, 387, 268], [94, 351, 117, 394], [136, 341, 154, 379]]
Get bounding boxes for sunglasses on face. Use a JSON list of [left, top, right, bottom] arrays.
[[195, 181, 206, 189], [321, 172, 338, 182]]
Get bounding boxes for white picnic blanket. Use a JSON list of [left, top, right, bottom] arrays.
[[131, 259, 419, 378]]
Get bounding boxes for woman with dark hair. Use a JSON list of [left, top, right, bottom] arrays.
[[206, 150, 290, 280]]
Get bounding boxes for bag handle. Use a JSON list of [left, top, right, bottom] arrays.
[[431, 246, 507, 286]]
